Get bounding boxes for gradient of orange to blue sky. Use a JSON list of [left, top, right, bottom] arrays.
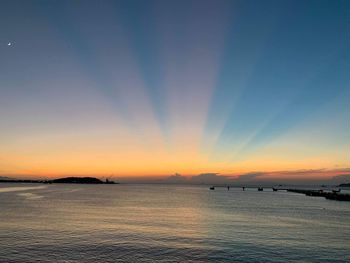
[[1, 0, 350, 181]]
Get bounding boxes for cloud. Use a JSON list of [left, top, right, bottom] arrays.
[[331, 174, 350, 184], [231, 168, 350, 185], [189, 173, 233, 184], [235, 172, 264, 182], [332, 167, 350, 173], [164, 173, 187, 184], [90, 168, 350, 186]]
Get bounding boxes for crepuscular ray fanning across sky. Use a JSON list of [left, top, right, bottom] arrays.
[[0, 0, 349, 179]]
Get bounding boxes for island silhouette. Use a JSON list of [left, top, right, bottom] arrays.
[[0, 177, 117, 184]]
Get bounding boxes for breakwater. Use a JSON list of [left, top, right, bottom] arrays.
[[208, 186, 350, 201], [287, 189, 350, 201]]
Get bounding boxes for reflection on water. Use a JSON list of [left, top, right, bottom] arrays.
[[0, 184, 349, 262], [17, 192, 44, 200], [0, 185, 46, 193]]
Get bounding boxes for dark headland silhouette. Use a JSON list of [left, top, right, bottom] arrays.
[[0, 177, 117, 184], [50, 177, 115, 184]]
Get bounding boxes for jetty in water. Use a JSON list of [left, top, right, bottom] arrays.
[[287, 189, 350, 201], [208, 185, 350, 201]]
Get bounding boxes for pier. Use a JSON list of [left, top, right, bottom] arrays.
[[208, 185, 350, 201]]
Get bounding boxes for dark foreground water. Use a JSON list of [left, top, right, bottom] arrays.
[[0, 184, 349, 263]]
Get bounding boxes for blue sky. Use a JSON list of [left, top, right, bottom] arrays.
[[0, 0, 349, 177]]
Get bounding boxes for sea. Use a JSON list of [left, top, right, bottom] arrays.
[[0, 184, 349, 263]]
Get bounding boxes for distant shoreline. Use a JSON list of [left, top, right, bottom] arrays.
[[0, 177, 118, 185], [1, 179, 349, 201]]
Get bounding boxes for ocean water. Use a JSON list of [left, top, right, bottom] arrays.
[[0, 184, 349, 263]]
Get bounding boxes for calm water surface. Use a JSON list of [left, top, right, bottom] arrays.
[[0, 184, 349, 262]]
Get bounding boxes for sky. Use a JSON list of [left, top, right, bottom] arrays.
[[0, 0, 350, 182]]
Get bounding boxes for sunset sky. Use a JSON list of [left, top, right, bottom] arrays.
[[1, 0, 350, 181]]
